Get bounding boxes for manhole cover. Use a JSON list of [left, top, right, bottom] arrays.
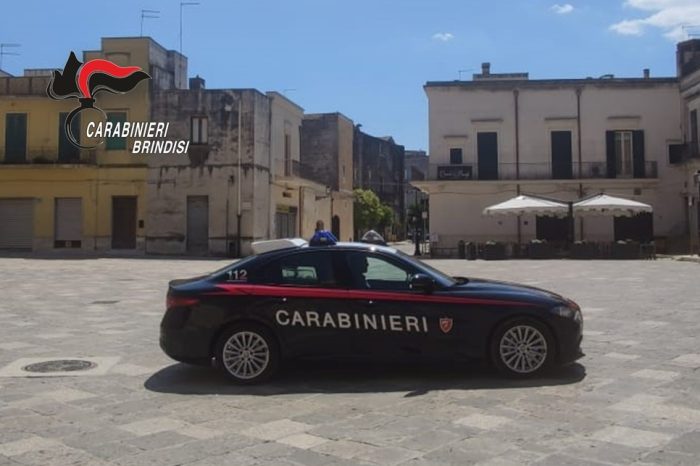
[[22, 359, 97, 373]]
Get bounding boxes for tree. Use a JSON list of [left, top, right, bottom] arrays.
[[353, 188, 394, 236]]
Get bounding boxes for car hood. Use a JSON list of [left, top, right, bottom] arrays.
[[446, 278, 567, 306]]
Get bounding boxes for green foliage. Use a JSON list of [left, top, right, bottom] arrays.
[[353, 188, 394, 233]]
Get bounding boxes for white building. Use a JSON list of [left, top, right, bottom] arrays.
[[415, 41, 700, 255]]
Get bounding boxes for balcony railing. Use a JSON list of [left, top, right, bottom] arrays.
[[669, 143, 699, 164], [0, 149, 95, 165], [428, 161, 658, 181]]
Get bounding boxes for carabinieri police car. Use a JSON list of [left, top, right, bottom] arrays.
[[160, 238, 583, 383]]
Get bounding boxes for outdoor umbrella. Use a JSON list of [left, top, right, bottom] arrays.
[[573, 194, 652, 217], [483, 195, 569, 217]]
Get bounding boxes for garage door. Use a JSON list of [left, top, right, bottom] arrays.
[[0, 199, 34, 249], [55, 198, 82, 248]]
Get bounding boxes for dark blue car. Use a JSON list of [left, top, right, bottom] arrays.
[[161, 240, 583, 383]]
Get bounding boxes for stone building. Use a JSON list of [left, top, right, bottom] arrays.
[[416, 43, 700, 254], [147, 84, 353, 256], [675, 39, 700, 253], [299, 113, 355, 241], [353, 128, 406, 239], [404, 150, 429, 235]]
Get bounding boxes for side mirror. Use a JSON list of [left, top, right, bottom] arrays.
[[409, 273, 435, 294]]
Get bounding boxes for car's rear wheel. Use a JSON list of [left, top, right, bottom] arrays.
[[216, 324, 279, 384], [490, 318, 554, 377]]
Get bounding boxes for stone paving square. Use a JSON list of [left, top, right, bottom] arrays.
[[0, 256, 699, 465]]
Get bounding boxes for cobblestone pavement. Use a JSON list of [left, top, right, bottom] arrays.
[[0, 256, 699, 466]]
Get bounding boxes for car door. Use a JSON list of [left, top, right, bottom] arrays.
[[249, 250, 355, 359], [345, 251, 463, 361]]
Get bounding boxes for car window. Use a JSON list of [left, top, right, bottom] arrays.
[[260, 251, 345, 288], [347, 252, 414, 291]]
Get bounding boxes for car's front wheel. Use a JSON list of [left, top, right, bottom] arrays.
[[216, 324, 279, 384], [490, 318, 554, 377]]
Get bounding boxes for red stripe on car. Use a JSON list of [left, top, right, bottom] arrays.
[[207, 284, 534, 307]]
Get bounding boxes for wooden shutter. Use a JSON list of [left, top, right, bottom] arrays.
[[605, 131, 616, 178], [632, 130, 645, 178]]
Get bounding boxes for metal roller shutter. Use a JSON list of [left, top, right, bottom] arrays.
[[0, 199, 34, 249], [55, 198, 82, 247]]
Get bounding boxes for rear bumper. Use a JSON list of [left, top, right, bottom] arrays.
[[160, 308, 214, 365]]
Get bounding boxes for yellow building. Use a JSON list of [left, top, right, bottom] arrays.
[[0, 37, 185, 251]]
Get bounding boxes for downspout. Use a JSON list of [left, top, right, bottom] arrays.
[[576, 87, 583, 241], [236, 94, 243, 257], [514, 89, 522, 246]]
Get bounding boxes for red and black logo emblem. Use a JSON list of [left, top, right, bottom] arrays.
[[47, 52, 150, 149], [439, 317, 453, 334]]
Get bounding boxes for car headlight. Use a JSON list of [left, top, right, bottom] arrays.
[[550, 305, 583, 324]]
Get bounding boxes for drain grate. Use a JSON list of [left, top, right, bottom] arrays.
[[22, 359, 97, 373], [91, 300, 119, 305]]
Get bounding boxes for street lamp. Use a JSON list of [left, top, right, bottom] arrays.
[[413, 215, 421, 256]]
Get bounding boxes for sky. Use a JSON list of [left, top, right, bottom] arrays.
[[2, 0, 699, 151]]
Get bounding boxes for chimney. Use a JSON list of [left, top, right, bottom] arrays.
[[189, 75, 205, 90], [643, 68, 650, 79], [481, 62, 491, 76]]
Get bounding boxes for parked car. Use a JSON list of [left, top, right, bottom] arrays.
[[160, 238, 584, 383]]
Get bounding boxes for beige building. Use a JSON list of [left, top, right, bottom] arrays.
[[147, 81, 353, 256], [416, 42, 700, 254]]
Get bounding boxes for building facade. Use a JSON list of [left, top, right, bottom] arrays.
[[675, 40, 700, 253], [415, 51, 700, 254], [147, 87, 354, 256], [0, 37, 185, 252], [299, 113, 355, 242], [404, 150, 429, 236], [353, 128, 405, 240]]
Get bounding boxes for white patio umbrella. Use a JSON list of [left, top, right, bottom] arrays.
[[573, 194, 652, 217], [483, 195, 569, 217]]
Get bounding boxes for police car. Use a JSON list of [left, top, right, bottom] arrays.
[[160, 238, 583, 383]]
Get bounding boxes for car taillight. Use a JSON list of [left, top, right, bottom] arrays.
[[166, 294, 199, 310]]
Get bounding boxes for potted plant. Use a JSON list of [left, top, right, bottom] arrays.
[[612, 239, 639, 259], [482, 241, 506, 260], [572, 240, 597, 259], [529, 239, 554, 259]]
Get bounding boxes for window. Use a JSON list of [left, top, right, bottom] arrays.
[[261, 251, 339, 287], [58, 113, 80, 163], [191, 116, 208, 145], [106, 112, 127, 150], [347, 252, 413, 291], [614, 131, 633, 177], [449, 148, 463, 165], [4, 113, 27, 163]]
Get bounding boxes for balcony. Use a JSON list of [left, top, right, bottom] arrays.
[[0, 149, 95, 165], [669, 143, 699, 164], [428, 161, 658, 181]]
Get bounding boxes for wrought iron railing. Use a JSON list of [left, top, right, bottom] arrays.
[[428, 161, 658, 181]]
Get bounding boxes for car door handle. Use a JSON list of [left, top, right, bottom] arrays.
[[276, 297, 288, 303], [366, 300, 374, 307]]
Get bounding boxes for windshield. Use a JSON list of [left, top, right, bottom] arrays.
[[396, 250, 457, 287]]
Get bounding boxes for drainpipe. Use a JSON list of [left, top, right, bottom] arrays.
[[514, 89, 522, 246], [576, 87, 583, 241], [236, 94, 243, 257]]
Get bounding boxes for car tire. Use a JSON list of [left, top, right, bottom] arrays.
[[490, 318, 555, 378], [215, 324, 280, 384]]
